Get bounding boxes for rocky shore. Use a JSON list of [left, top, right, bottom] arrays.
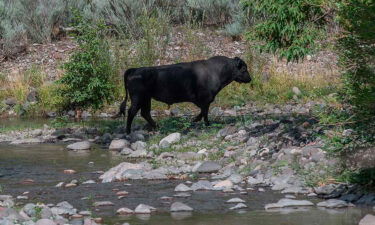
[[1, 102, 374, 225]]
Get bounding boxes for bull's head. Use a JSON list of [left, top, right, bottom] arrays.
[[233, 57, 251, 83]]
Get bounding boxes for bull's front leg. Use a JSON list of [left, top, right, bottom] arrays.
[[126, 101, 141, 134], [193, 112, 202, 122], [201, 104, 210, 126]]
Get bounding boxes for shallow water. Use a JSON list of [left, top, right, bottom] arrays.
[[0, 130, 373, 225]]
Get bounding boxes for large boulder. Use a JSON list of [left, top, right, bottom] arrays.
[[99, 162, 151, 182], [159, 133, 181, 148], [66, 141, 91, 150], [109, 139, 129, 150], [359, 214, 375, 225], [192, 161, 221, 173], [317, 199, 351, 208]]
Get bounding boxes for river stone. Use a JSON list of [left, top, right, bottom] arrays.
[[35, 219, 56, 225], [317, 199, 351, 208], [170, 202, 193, 212], [23, 203, 36, 217], [100, 162, 150, 183], [191, 180, 213, 191], [314, 184, 337, 195], [159, 133, 181, 148], [116, 208, 134, 215], [109, 139, 129, 150], [359, 214, 375, 225], [247, 176, 265, 186], [213, 180, 233, 190], [0, 208, 24, 221], [66, 141, 91, 150], [228, 174, 243, 184], [175, 183, 192, 192], [127, 149, 148, 158], [0, 195, 12, 201], [265, 198, 314, 210], [41, 207, 53, 219], [143, 170, 168, 180], [229, 203, 247, 210], [131, 141, 147, 151], [281, 186, 309, 194], [10, 138, 43, 145], [174, 193, 192, 198], [120, 148, 133, 155], [226, 198, 245, 203], [134, 204, 155, 214], [93, 201, 114, 207], [192, 161, 221, 173]]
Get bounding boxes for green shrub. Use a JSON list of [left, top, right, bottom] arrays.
[[58, 16, 116, 111]]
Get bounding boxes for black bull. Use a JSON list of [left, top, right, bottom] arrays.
[[116, 56, 252, 134]]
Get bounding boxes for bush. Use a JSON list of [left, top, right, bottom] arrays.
[[58, 16, 116, 111]]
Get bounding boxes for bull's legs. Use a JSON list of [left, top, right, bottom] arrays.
[[193, 112, 202, 122], [202, 104, 210, 126], [126, 101, 141, 134], [141, 99, 157, 129]]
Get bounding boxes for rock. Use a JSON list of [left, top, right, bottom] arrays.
[[213, 180, 233, 190], [228, 174, 243, 184], [82, 180, 96, 184], [98, 133, 112, 144], [131, 141, 147, 151], [226, 198, 245, 203], [265, 198, 314, 210], [317, 199, 351, 208], [159, 133, 181, 148], [247, 176, 265, 186], [359, 214, 375, 225], [35, 219, 56, 225], [192, 161, 221, 173], [292, 87, 302, 96], [27, 90, 39, 102], [314, 184, 337, 195], [191, 180, 213, 191], [41, 207, 53, 219], [10, 138, 43, 145], [109, 139, 129, 150], [143, 170, 168, 180], [5, 98, 17, 106], [120, 147, 133, 155], [174, 193, 192, 198], [211, 107, 224, 116], [46, 112, 57, 118], [63, 169, 76, 174], [127, 149, 148, 158], [229, 203, 247, 210], [134, 204, 155, 214], [170, 202, 193, 212], [217, 126, 237, 138], [99, 162, 154, 182], [93, 201, 114, 207], [66, 141, 91, 150], [56, 201, 74, 209], [281, 186, 309, 194], [23, 203, 36, 217], [174, 183, 192, 192], [116, 208, 134, 215]]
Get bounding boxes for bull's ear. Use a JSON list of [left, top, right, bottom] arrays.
[[234, 57, 242, 68]]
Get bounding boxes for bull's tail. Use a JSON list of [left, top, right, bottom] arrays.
[[114, 68, 135, 118]]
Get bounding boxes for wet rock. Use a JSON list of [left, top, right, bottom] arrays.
[[159, 133, 181, 148], [35, 219, 56, 225], [116, 208, 134, 215], [192, 161, 221, 173], [10, 138, 43, 145], [317, 199, 351, 208], [170, 202, 193, 212], [229, 203, 247, 210], [66, 141, 91, 150], [226, 198, 245, 203], [131, 141, 147, 151], [174, 183, 192, 192], [174, 193, 192, 198], [93, 201, 114, 207], [99, 162, 151, 183], [359, 214, 375, 225], [191, 180, 213, 191], [134, 204, 155, 214], [265, 198, 314, 210], [109, 139, 129, 150], [356, 194, 375, 205]]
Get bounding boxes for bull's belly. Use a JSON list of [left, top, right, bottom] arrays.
[[152, 96, 193, 105], [152, 91, 195, 105]]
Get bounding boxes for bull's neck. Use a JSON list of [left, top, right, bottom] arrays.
[[218, 65, 235, 90]]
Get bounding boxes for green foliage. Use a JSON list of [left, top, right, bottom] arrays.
[[159, 117, 192, 134], [242, 0, 327, 61], [58, 15, 116, 111], [336, 0, 375, 115]]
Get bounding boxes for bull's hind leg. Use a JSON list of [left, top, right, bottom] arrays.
[[193, 112, 202, 122], [141, 99, 157, 130], [202, 104, 210, 126], [126, 101, 141, 134]]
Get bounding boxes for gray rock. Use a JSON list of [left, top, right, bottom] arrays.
[[314, 184, 337, 195], [292, 87, 302, 96], [120, 147, 133, 155], [27, 90, 39, 102], [93, 201, 114, 207], [265, 198, 314, 209], [5, 98, 17, 106], [228, 174, 243, 184], [191, 180, 213, 191], [247, 176, 265, 186], [131, 141, 147, 151], [159, 133, 181, 148], [174, 193, 192, 198], [35, 219, 56, 225], [217, 126, 237, 138], [0, 195, 13, 201], [127, 149, 148, 158], [359, 214, 375, 225], [192, 161, 221, 173], [317, 199, 351, 208], [109, 139, 129, 150], [66, 141, 91, 150], [134, 204, 155, 214], [226, 198, 245, 203], [170, 202, 193, 212], [229, 203, 247, 210], [175, 183, 192, 192], [46, 112, 57, 118], [99, 162, 151, 183], [41, 207, 53, 219], [23, 203, 37, 217], [116, 208, 134, 215], [143, 170, 168, 180], [281, 186, 309, 194]]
